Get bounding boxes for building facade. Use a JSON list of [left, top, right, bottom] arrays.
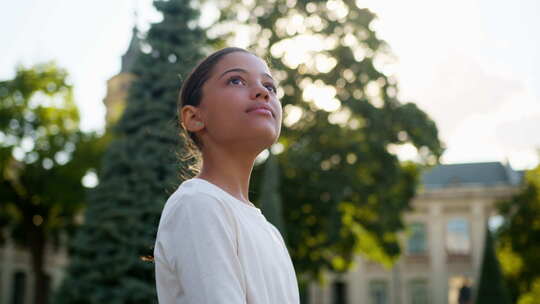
[[0, 234, 68, 304], [308, 162, 522, 304]]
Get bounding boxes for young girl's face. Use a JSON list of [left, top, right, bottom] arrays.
[[197, 52, 282, 152]]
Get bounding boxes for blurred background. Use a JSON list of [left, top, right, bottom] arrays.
[[1, 0, 539, 304]]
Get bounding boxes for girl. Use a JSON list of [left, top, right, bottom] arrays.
[[154, 47, 300, 304]]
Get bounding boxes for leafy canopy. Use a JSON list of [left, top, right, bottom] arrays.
[[0, 62, 101, 247], [212, 0, 444, 280], [498, 164, 540, 303]]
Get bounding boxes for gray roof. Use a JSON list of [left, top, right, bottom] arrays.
[[121, 27, 140, 74], [421, 162, 524, 189]]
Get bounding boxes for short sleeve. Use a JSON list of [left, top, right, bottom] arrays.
[[156, 192, 246, 303]]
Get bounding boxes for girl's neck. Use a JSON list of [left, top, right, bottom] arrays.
[[197, 145, 258, 205]]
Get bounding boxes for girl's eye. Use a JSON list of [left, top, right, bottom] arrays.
[[228, 76, 245, 86], [264, 83, 277, 93]]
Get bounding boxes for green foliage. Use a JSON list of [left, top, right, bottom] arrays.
[[517, 278, 540, 304], [475, 229, 511, 304], [0, 62, 102, 304], [53, 1, 206, 303], [218, 0, 443, 280], [497, 164, 540, 302]]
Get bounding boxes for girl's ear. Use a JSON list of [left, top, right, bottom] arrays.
[[181, 105, 205, 132]]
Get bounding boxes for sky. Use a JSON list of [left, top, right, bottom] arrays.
[[1, 0, 539, 170]]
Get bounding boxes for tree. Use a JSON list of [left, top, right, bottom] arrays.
[[497, 164, 540, 303], [516, 279, 540, 304], [475, 228, 511, 304], [0, 62, 102, 304], [53, 1, 206, 303], [259, 151, 286, 239], [214, 0, 444, 281]]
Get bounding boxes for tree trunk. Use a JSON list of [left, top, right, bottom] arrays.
[[26, 219, 47, 304]]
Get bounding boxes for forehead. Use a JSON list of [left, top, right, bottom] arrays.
[[212, 52, 272, 77]]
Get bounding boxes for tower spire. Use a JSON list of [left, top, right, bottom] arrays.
[[120, 3, 140, 74], [133, 0, 139, 30]]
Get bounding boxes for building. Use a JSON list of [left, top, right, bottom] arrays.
[[308, 161, 523, 304], [0, 232, 68, 304], [102, 26, 139, 127]]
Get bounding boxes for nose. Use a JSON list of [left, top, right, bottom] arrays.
[[251, 83, 269, 101]]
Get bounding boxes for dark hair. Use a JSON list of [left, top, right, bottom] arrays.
[[178, 47, 252, 150]]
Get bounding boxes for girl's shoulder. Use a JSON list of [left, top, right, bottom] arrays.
[[157, 178, 237, 232], [161, 178, 264, 226], [166, 178, 229, 212]]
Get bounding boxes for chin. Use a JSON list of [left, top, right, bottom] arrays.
[[245, 126, 280, 149]]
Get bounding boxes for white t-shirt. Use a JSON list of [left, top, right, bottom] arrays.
[[154, 177, 300, 304]]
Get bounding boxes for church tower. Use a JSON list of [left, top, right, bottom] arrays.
[[102, 25, 140, 127]]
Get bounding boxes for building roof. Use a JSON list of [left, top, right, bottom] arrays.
[[421, 161, 524, 189], [120, 27, 140, 74]]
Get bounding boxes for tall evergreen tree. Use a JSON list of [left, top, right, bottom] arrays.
[[476, 228, 511, 304], [53, 1, 206, 303]]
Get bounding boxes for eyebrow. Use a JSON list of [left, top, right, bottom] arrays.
[[218, 68, 274, 82]]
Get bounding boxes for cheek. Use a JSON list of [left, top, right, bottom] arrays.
[[205, 107, 237, 131], [276, 109, 283, 135], [201, 89, 282, 143], [201, 89, 239, 119], [202, 96, 245, 132], [273, 100, 283, 126], [276, 103, 283, 122]]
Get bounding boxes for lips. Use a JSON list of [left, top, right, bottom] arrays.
[[246, 104, 274, 118]]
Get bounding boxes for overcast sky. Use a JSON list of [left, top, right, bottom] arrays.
[[1, 0, 539, 169]]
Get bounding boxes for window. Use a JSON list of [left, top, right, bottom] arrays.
[[369, 280, 388, 304], [448, 276, 474, 304], [407, 222, 427, 255], [409, 279, 429, 304], [446, 218, 470, 254], [11, 271, 26, 304], [332, 281, 347, 304]]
